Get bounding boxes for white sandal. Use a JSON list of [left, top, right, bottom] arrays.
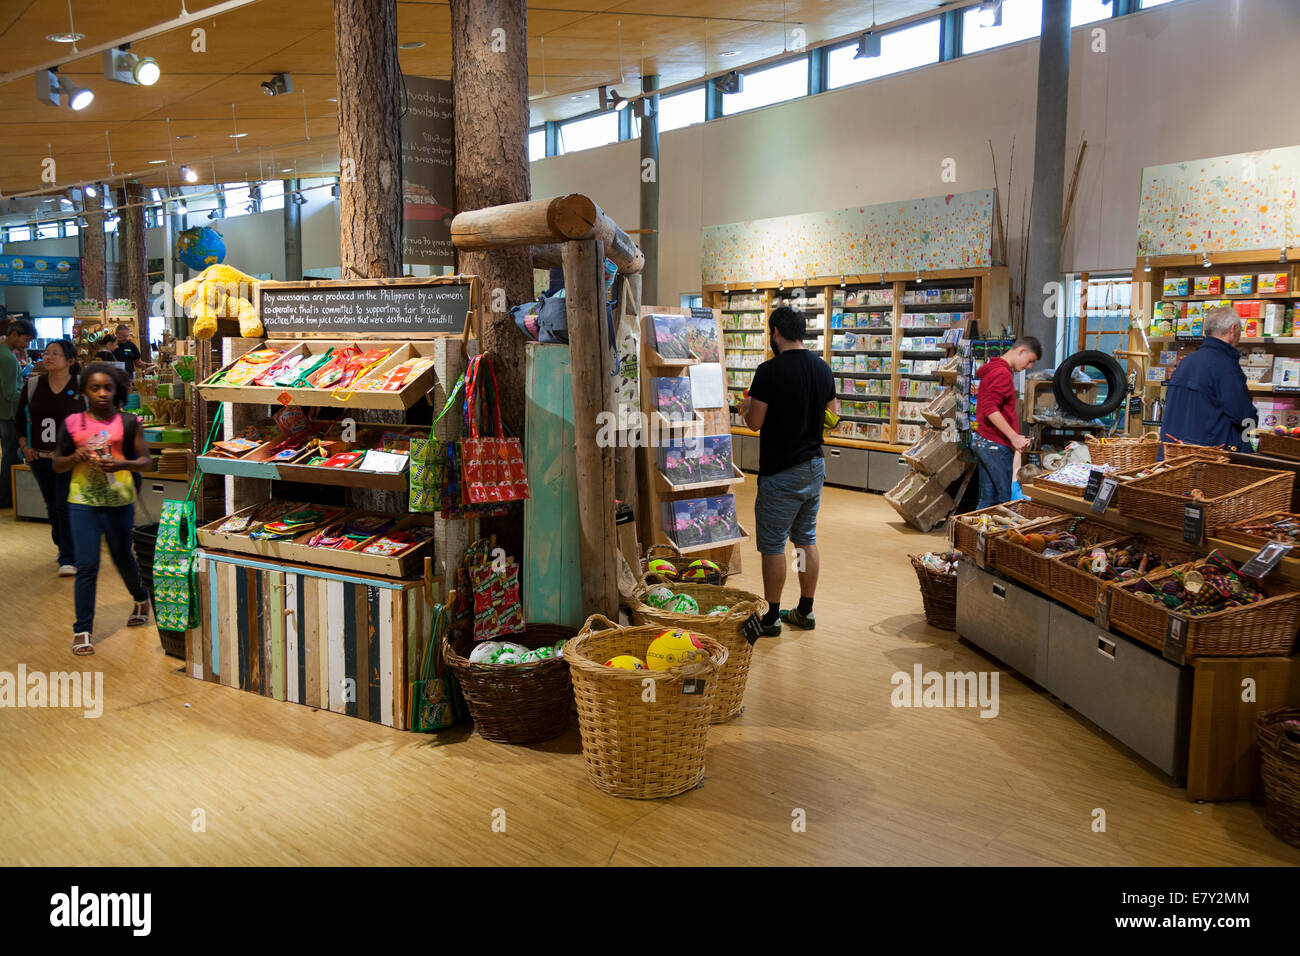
[[72, 632, 94, 655], [127, 600, 150, 627]]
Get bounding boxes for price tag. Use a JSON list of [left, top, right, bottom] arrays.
[[1083, 468, 1106, 502], [741, 614, 763, 645], [681, 678, 707, 695], [974, 529, 988, 569], [1094, 588, 1112, 631], [1090, 477, 1119, 515], [277, 391, 294, 406], [1240, 541, 1293, 579], [1182, 503, 1206, 545], [1162, 615, 1188, 665]]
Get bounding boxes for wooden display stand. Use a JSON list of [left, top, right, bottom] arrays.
[[637, 304, 748, 575]]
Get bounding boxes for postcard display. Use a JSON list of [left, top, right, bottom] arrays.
[[186, 275, 480, 729], [638, 305, 749, 573]]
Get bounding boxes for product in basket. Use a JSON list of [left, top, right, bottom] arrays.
[[954, 505, 1045, 532], [1038, 461, 1114, 488], [214, 500, 295, 535], [1232, 515, 1300, 545], [353, 355, 435, 391], [1122, 460, 1186, 481], [360, 526, 435, 557], [918, 550, 961, 575], [1005, 519, 1104, 557], [646, 557, 679, 579], [680, 558, 723, 581], [707, 605, 731, 615], [645, 585, 676, 609], [250, 506, 343, 540], [1071, 543, 1180, 582], [209, 436, 261, 458], [308, 514, 397, 551], [1128, 551, 1264, 615], [209, 347, 287, 386], [645, 629, 708, 670], [605, 655, 648, 670]]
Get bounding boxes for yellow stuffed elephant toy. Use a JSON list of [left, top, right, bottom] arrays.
[[174, 263, 263, 339]]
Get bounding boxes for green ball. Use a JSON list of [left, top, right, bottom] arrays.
[[707, 605, 730, 616], [531, 645, 554, 660], [646, 586, 675, 609], [670, 594, 700, 615]]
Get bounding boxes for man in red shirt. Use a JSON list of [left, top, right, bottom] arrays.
[[972, 336, 1041, 509]]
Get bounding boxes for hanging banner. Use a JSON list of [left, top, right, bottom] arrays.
[[42, 285, 82, 307], [401, 76, 456, 267], [0, 253, 81, 287]]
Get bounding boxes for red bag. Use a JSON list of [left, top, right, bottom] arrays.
[[460, 355, 530, 504]]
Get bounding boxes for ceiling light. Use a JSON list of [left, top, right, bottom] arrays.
[[719, 50, 739, 57], [104, 47, 160, 86], [1281, 249, 1289, 264], [280, 167, 293, 173], [632, 98, 655, 119], [599, 85, 628, 111], [181, 165, 198, 183], [398, 41, 425, 50], [978, 1, 1003, 28], [1202, 252, 1212, 268], [175, 134, 195, 140], [855, 31, 882, 59], [718, 71, 743, 95], [915, 270, 923, 283], [37, 69, 93, 111], [84, 184, 98, 198], [261, 73, 293, 97], [228, 132, 248, 139], [46, 32, 84, 44], [1143, 256, 1152, 273], [570, 95, 585, 101], [148, 159, 166, 165], [331, 184, 338, 198], [208, 209, 224, 220], [175, 200, 187, 215], [327, 97, 338, 103]]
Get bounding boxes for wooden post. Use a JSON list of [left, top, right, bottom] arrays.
[[563, 238, 619, 619], [80, 189, 106, 305], [333, 0, 402, 278], [120, 181, 152, 360], [453, 194, 644, 274]]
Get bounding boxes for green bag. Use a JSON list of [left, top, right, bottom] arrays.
[[409, 374, 465, 513], [153, 499, 199, 631], [409, 603, 461, 732]]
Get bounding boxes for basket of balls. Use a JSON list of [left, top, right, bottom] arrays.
[[643, 543, 730, 586], [443, 623, 577, 744], [563, 615, 728, 799], [1255, 426, 1300, 462], [631, 574, 765, 722]]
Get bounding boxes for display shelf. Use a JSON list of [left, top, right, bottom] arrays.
[[673, 529, 750, 555], [1160, 293, 1295, 301], [654, 464, 745, 495]]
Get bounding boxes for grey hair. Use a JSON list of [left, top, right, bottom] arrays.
[[1203, 304, 1242, 339]]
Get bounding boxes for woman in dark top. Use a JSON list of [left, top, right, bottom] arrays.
[[16, 339, 84, 574]]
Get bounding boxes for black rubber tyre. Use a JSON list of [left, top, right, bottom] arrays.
[[1053, 349, 1126, 420]]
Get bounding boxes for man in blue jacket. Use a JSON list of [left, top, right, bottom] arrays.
[[1159, 305, 1255, 451]]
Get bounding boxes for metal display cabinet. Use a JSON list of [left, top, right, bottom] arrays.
[[823, 444, 869, 490], [734, 433, 760, 472], [955, 560, 1053, 686], [868, 450, 911, 492]]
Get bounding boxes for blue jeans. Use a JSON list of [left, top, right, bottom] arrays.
[[754, 457, 826, 555], [69, 502, 147, 635], [0, 419, 17, 509], [971, 434, 1014, 510], [30, 457, 74, 565]]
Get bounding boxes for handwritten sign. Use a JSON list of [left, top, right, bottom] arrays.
[[259, 283, 471, 336]]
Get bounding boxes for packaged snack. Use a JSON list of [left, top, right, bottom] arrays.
[[1258, 272, 1289, 294], [1193, 275, 1221, 296], [1225, 274, 1253, 295], [212, 347, 286, 386], [321, 451, 365, 468], [360, 526, 435, 557], [1162, 277, 1190, 297]]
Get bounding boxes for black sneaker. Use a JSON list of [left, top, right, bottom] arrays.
[[780, 608, 816, 630], [759, 618, 783, 637]]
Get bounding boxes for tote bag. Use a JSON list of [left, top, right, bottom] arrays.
[[409, 374, 464, 513], [460, 355, 530, 505]]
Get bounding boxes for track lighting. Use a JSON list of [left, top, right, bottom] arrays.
[[1143, 256, 1152, 273], [855, 31, 881, 60], [718, 71, 743, 95], [331, 183, 338, 198], [1281, 249, 1289, 264], [978, 1, 1003, 28], [599, 85, 628, 111], [261, 73, 293, 96], [36, 68, 93, 111], [723, 281, 729, 294], [175, 200, 187, 215], [84, 183, 98, 198], [915, 270, 923, 283], [103, 46, 160, 86], [1202, 251, 1212, 268], [840, 276, 847, 287], [181, 165, 197, 183]]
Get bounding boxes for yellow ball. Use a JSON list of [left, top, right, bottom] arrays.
[[646, 558, 679, 580], [605, 655, 647, 670], [645, 629, 707, 671]]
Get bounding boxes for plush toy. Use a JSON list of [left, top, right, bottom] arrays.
[[175, 263, 263, 339]]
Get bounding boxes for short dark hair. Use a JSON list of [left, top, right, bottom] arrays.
[[7, 318, 35, 338], [82, 362, 131, 407], [1014, 335, 1043, 359], [769, 306, 807, 342], [115, 323, 131, 334]]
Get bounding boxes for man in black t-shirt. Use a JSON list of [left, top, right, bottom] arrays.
[[741, 306, 835, 636], [111, 324, 145, 374]]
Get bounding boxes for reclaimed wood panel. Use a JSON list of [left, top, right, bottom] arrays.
[[379, 588, 395, 728], [302, 574, 319, 708], [326, 579, 346, 715], [269, 570, 286, 703], [284, 572, 300, 705]]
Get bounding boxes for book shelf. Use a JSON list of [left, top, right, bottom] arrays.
[[1132, 250, 1299, 435], [706, 266, 1006, 453], [638, 304, 749, 574]]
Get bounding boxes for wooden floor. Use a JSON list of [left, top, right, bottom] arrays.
[[2, 483, 1297, 867]]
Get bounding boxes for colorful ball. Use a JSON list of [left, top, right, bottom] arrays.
[[605, 655, 647, 670], [646, 558, 679, 580], [707, 605, 731, 616], [645, 586, 676, 609], [646, 629, 707, 671], [669, 593, 700, 615], [680, 558, 722, 581], [468, 641, 501, 664], [1291, 427, 1300, 438], [553, 639, 568, 655], [493, 651, 522, 665], [530, 646, 554, 660], [1277, 426, 1289, 435], [520, 650, 542, 664]]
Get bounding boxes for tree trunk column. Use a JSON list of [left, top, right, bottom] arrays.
[[334, 0, 402, 278], [80, 189, 106, 305], [120, 182, 152, 359], [451, 0, 532, 436]]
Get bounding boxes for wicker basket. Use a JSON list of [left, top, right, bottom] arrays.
[[563, 614, 727, 799], [1086, 432, 1161, 471], [1255, 431, 1300, 462], [1047, 536, 1198, 617], [910, 554, 957, 630], [1257, 707, 1300, 849], [1218, 512, 1300, 550], [948, 501, 1065, 561], [987, 517, 1116, 590], [631, 576, 765, 723], [1119, 459, 1293, 531], [1162, 439, 1228, 461], [642, 542, 729, 586], [1032, 469, 1102, 499], [1108, 561, 1300, 658], [443, 624, 577, 744]]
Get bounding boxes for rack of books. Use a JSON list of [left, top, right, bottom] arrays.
[[639, 305, 749, 573]]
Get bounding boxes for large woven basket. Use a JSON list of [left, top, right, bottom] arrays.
[[1108, 562, 1300, 658], [642, 542, 729, 586], [1255, 431, 1300, 462], [1162, 439, 1228, 461], [443, 623, 577, 744], [1258, 707, 1300, 849], [1086, 432, 1160, 471], [631, 576, 765, 723], [948, 501, 1065, 559], [987, 516, 1116, 590], [1119, 459, 1293, 532], [563, 614, 728, 799], [1047, 536, 1198, 617], [1032, 469, 1104, 499], [910, 554, 956, 630], [1218, 512, 1300, 550]]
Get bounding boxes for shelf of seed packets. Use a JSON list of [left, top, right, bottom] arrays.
[[719, 289, 770, 423], [641, 304, 749, 569], [958, 338, 1015, 449], [826, 282, 896, 443]]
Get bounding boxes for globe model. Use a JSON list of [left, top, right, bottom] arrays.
[[176, 226, 226, 271]]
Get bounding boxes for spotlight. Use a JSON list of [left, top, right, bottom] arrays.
[[915, 270, 923, 283], [261, 73, 293, 97], [598, 85, 628, 111], [208, 209, 224, 220], [1143, 256, 1152, 273], [181, 166, 197, 183], [855, 31, 881, 60], [840, 276, 846, 287], [723, 281, 729, 294], [978, 1, 1003, 28], [103, 46, 160, 86], [1202, 251, 1212, 268], [37, 68, 94, 110], [1281, 249, 1289, 264], [84, 184, 98, 198], [718, 70, 743, 95], [175, 200, 187, 215]]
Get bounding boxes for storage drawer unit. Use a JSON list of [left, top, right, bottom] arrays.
[[133, 478, 190, 528], [823, 445, 869, 489], [956, 561, 1052, 686], [734, 434, 760, 472], [1047, 604, 1192, 778], [868, 451, 911, 492], [13, 465, 45, 520]]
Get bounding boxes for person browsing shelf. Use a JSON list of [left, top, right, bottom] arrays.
[[971, 336, 1041, 510], [1159, 305, 1255, 452]]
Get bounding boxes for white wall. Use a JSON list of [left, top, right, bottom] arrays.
[[0, 236, 83, 319], [533, 0, 1300, 301]]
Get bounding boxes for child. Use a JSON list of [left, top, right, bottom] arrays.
[[52, 363, 152, 655], [1012, 462, 1044, 501]]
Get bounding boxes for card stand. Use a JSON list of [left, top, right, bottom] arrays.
[[276, 441, 410, 492], [668, 524, 751, 555], [649, 409, 706, 438], [655, 463, 746, 495]]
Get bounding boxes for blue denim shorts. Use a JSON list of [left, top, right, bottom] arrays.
[[754, 457, 826, 555]]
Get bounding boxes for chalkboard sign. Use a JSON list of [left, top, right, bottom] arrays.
[[1182, 502, 1206, 545], [259, 280, 472, 337]]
